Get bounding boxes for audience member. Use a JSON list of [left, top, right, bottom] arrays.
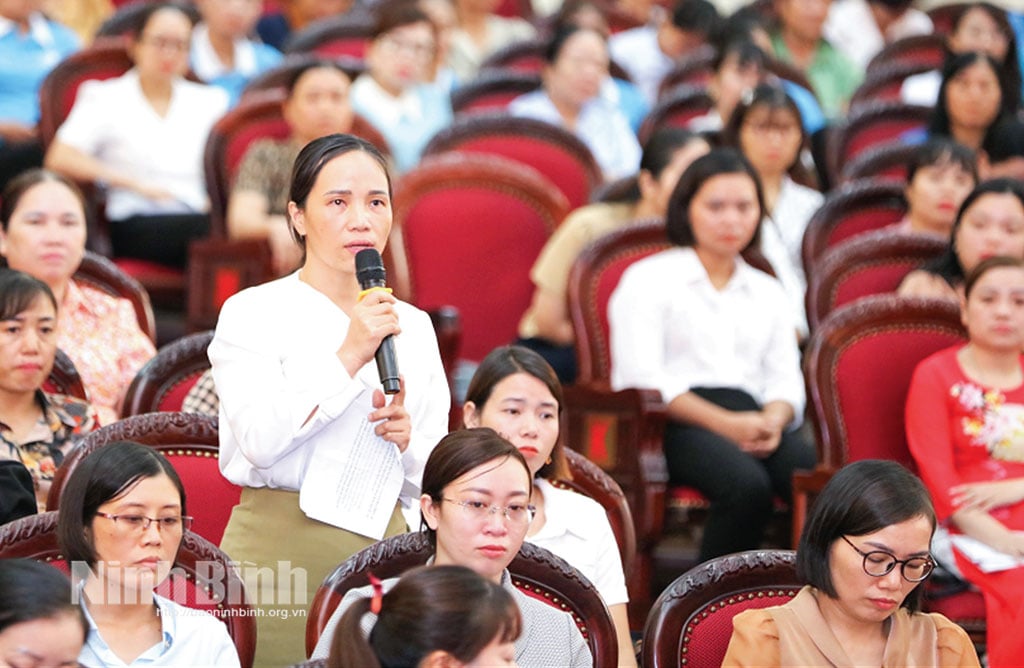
[[0, 558, 87, 667], [209, 134, 449, 667], [723, 460, 980, 667], [721, 83, 821, 339], [517, 127, 709, 382], [57, 441, 240, 667], [769, 0, 860, 119], [824, 0, 933, 69], [906, 255, 1024, 668], [447, 0, 536, 82], [44, 1, 229, 269], [418, 0, 459, 95], [609, 148, 816, 562], [609, 0, 720, 107], [463, 345, 636, 667], [228, 60, 354, 276], [0, 169, 155, 424], [0, 269, 95, 513], [328, 564, 520, 668], [902, 2, 1022, 108], [688, 39, 767, 134], [894, 138, 978, 238], [312, 428, 593, 666], [257, 0, 352, 51], [925, 52, 1024, 180], [350, 1, 452, 173], [0, 0, 79, 191], [40, 0, 110, 44], [190, 0, 283, 106], [510, 24, 640, 181], [899, 179, 1024, 302]]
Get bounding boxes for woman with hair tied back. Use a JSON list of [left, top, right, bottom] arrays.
[[0, 558, 87, 668], [723, 459, 980, 667], [328, 564, 521, 668]]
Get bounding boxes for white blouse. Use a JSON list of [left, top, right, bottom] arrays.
[[608, 247, 804, 424]]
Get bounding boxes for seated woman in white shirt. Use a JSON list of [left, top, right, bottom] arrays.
[[721, 83, 821, 339], [56, 441, 239, 667], [44, 2, 229, 269], [609, 148, 816, 563], [510, 24, 641, 182], [312, 428, 593, 667], [463, 345, 636, 667]]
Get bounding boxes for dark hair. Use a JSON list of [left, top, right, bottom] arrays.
[[420, 428, 531, 547], [328, 565, 521, 668], [928, 52, 1017, 157], [665, 148, 764, 251], [288, 134, 392, 249], [964, 255, 1024, 299], [949, 3, 1021, 103], [543, 23, 605, 64], [718, 5, 771, 49], [57, 441, 187, 570], [722, 83, 810, 184], [868, 0, 913, 10], [712, 38, 767, 75], [796, 460, 936, 612], [464, 345, 568, 480], [285, 60, 352, 97], [0, 269, 58, 318], [905, 137, 978, 186], [1, 168, 85, 232], [0, 559, 87, 641], [922, 178, 1024, 286], [372, 0, 434, 39], [130, 1, 199, 37], [670, 0, 720, 39]]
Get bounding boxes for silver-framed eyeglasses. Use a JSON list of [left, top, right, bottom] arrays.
[[442, 499, 536, 525], [841, 535, 934, 582], [95, 512, 194, 533]]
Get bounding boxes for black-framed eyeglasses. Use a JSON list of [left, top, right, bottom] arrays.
[[94, 512, 194, 533], [841, 535, 934, 582]]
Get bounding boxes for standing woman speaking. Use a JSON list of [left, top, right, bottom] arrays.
[[208, 134, 450, 668]]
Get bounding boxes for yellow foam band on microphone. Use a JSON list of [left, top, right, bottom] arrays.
[[357, 286, 393, 301]]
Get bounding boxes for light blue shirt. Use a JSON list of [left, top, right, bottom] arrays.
[[189, 23, 283, 107], [509, 89, 641, 181], [0, 12, 78, 126], [79, 590, 241, 667]]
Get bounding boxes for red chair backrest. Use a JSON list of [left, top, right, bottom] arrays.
[[801, 179, 907, 269], [422, 113, 602, 210], [850, 61, 935, 110], [75, 250, 157, 343], [0, 512, 256, 668], [282, 12, 376, 59], [638, 85, 714, 144], [838, 142, 920, 184], [642, 550, 800, 668], [390, 153, 569, 362], [44, 349, 89, 402], [804, 295, 966, 470], [828, 103, 931, 180], [47, 413, 240, 546], [806, 230, 946, 330], [866, 34, 946, 74], [122, 330, 214, 415], [450, 71, 541, 115]]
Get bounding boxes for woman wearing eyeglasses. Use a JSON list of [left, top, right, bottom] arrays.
[[906, 255, 1024, 668], [56, 441, 240, 667], [312, 428, 592, 667], [723, 459, 979, 667]]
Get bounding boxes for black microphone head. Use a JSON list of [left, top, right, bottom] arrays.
[[355, 248, 386, 287]]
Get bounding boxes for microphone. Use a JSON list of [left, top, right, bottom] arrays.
[[355, 248, 401, 394]]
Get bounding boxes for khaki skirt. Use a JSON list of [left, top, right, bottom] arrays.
[[219, 487, 407, 668]]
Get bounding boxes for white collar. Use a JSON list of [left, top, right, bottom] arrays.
[[190, 22, 258, 80], [0, 12, 55, 46], [675, 246, 754, 292], [352, 74, 424, 124]]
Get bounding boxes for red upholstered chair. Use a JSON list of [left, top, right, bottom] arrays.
[[806, 230, 946, 331], [800, 179, 907, 270], [422, 113, 602, 210], [282, 11, 376, 58], [838, 142, 920, 184], [450, 70, 541, 114], [0, 511, 256, 668], [121, 330, 214, 415], [304, 531, 618, 665], [825, 102, 931, 183], [850, 61, 935, 110], [866, 34, 947, 75], [480, 37, 632, 81], [927, 3, 970, 35], [641, 550, 800, 668], [655, 45, 717, 98], [75, 249, 157, 343], [387, 153, 569, 363], [638, 85, 714, 144], [238, 54, 366, 104], [46, 412, 241, 547]]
